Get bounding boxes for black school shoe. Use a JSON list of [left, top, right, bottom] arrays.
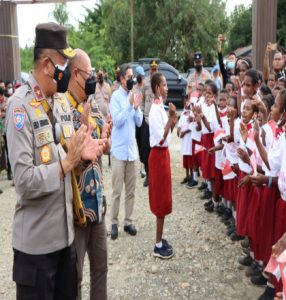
[[143, 177, 148, 187], [205, 203, 215, 213], [245, 261, 262, 277], [214, 205, 225, 216], [186, 180, 198, 189], [230, 231, 244, 242], [204, 200, 213, 207], [238, 254, 253, 266], [251, 274, 268, 287], [198, 182, 208, 191], [180, 177, 189, 184], [226, 224, 236, 236], [257, 286, 275, 299], [111, 224, 118, 240], [200, 190, 212, 200], [241, 237, 250, 249], [124, 224, 137, 236], [220, 208, 232, 222]]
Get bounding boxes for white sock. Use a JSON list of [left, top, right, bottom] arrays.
[[207, 181, 212, 191], [233, 210, 236, 220], [250, 251, 254, 259], [227, 201, 232, 208], [156, 241, 163, 248], [193, 171, 198, 181], [212, 198, 218, 207], [221, 197, 226, 206]]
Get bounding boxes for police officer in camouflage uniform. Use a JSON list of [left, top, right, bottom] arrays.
[[5, 23, 92, 300]]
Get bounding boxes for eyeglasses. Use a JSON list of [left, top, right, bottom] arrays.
[[76, 67, 94, 80]]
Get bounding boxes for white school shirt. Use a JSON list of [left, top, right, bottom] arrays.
[[149, 100, 171, 148], [190, 96, 204, 142], [269, 133, 286, 200], [214, 112, 229, 170], [261, 123, 276, 177], [201, 102, 220, 134], [238, 121, 253, 174], [178, 110, 192, 155]]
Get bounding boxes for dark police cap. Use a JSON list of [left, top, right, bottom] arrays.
[[194, 52, 203, 61], [35, 22, 75, 59]]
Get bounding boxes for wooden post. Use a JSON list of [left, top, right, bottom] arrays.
[[0, 1, 21, 81], [252, 0, 277, 71], [130, 0, 134, 62]]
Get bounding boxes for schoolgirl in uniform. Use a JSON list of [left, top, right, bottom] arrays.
[[195, 83, 220, 211], [177, 97, 193, 185], [254, 89, 286, 299], [148, 72, 177, 259]]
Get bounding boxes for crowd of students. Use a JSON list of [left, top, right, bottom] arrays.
[[177, 42, 286, 300]]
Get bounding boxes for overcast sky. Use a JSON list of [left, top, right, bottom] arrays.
[[17, 0, 253, 48]]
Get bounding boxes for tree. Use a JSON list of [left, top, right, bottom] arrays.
[[227, 5, 252, 52], [52, 3, 69, 26], [277, 0, 286, 47], [100, 0, 228, 71], [20, 46, 33, 72]]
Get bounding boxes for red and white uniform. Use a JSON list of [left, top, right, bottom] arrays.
[[148, 98, 172, 218], [178, 109, 193, 169]]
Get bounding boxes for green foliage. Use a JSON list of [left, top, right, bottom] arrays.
[[20, 46, 33, 73], [277, 0, 286, 46], [52, 3, 69, 26], [227, 4, 252, 52], [100, 0, 228, 71]]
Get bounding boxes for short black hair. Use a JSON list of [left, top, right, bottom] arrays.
[[278, 77, 286, 88], [119, 64, 132, 79], [262, 94, 275, 112], [0, 86, 5, 96], [260, 84, 272, 96], [226, 81, 235, 91], [206, 82, 218, 96], [245, 69, 260, 86], [228, 52, 236, 57], [220, 88, 229, 95], [151, 72, 164, 94]]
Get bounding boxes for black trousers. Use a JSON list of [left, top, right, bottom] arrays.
[[13, 244, 77, 300], [3, 135, 11, 176], [140, 119, 151, 175]]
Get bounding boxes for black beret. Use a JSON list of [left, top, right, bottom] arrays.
[[35, 22, 75, 58]]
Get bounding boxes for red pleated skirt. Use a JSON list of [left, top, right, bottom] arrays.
[[183, 155, 193, 169], [223, 177, 238, 204], [148, 147, 172, 218], [256, 187, 280, 264], [236, 171, 253, 237], [248, 186, 263, 256], [214, 168, 224, 197], [201, 133, 215, 180], [192, 140, 201, 167], [274, 197, 286, 243]]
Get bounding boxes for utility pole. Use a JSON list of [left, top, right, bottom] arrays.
[[130, 0, 134, 62]]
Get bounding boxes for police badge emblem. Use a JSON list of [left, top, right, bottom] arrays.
[[13, 108, 26, 130]]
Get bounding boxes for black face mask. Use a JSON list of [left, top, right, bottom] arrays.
[[195, 65, 202, 72], [85, 75, 97, 96], [126, 78, 134, 91], [50, 59, 71, 93], [137, 75, 143, 84]]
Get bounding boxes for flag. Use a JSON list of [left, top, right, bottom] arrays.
[[221, 159, 233, 176], [265, 256, 281, 281], [214, 128, 226, 144], [194, 144, 205, 154]]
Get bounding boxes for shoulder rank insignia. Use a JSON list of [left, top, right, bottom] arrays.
[[13, 108, 26, 130], [29, 98, 42, 108], [34, 86, 44, 101], [40, 145, 51, 163]]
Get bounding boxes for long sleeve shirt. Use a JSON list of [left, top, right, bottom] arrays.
[[110, 86, 143, 161]]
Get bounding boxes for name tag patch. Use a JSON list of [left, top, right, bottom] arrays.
[[33, 118, 49, 130], [13, 108, 26, 131], [60, 114, 71, 122]]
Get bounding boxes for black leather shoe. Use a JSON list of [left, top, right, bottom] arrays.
[[124, 224, 137, 236], [200, 190, 212, 200], [7, 172, 13, 181], [238, 254, 253, 266], [143, 178, 148, 187], [111, 224, 118, 240], [257, 286, 275, 299], [186, 180, 198, 189], [245, 261, 262, 277], [214, 205, 225, 216], [198, 182, 208, 191], [205, 203, 214, 212], [204, 200, 213, 207], [230, 231, 244, 242], [251, 274, 268, 287]]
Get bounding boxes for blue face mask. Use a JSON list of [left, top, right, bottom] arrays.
[[227, 61, 235, 70]]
